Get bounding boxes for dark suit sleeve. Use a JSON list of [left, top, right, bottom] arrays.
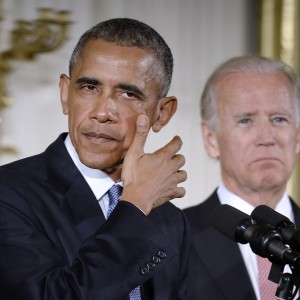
[[0, 182, 180, 300], [176, 211, 189, 299]]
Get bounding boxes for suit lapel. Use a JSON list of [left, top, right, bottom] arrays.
[[291, 198, 300, 228], [190, 191, 256, 299], [60, 175, 106, 242], [44, 133, 106, 242], [194, 226, 255, 299]]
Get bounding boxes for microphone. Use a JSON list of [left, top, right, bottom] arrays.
[[211, 204, 300, 266], [251, 205, 300, 251]]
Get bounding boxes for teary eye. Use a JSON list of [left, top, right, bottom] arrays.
[[83, 84, 97, 91], [120, 90, 140, 100], [124, 91, 136, 98]]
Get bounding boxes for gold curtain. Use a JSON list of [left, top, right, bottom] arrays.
[[256, 0, 300, 204]]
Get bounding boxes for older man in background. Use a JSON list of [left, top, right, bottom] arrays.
[[184, 55, 300, 300]]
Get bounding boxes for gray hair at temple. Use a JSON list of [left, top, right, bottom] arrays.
[[200, 55, 300, 130], [69, 18, 173, 98]]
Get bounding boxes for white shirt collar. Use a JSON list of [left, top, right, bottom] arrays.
[[217, 182, 294, 222], [64, 134, 116, 200]]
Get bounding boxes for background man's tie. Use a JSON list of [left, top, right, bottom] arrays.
[[257, 255, 277, 299], [107, 184, 142, 300]]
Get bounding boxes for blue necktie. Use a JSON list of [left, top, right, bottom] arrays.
[[107, 184, 122, 218], [107, 184, 141, 300]]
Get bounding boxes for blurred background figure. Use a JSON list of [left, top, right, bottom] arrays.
[[184, 55, 300, 300]]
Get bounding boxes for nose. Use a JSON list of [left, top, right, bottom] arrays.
[[91, 95, 118, 123], [256, 121, 275, 146]]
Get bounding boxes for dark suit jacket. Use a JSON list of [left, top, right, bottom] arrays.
[[183, 190, 300, 300], [0, 133, 189, 300]]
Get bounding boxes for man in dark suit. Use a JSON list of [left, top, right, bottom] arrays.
[[0, 18, 188, 300], [184, 55, 300, 299]]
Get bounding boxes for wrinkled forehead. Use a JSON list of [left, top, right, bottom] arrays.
[[213, 72, 299, 124], [78, 40, 164, 94], [215, 71, 295, 105]]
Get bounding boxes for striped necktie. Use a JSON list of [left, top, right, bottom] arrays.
[[107, 184, 122, 218]]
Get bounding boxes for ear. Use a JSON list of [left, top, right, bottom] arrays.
[[296, 128, 300, 154], [59, 74, 70, 115], [152, 96, 177, 132], [201, 121, 220, 159]]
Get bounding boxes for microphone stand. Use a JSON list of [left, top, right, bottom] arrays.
[[268, 261, 300, 300], [277, 273, 296, 299], [246, 223, 300, 299]]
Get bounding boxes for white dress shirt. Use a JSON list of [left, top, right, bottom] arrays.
[[217, 182, 294, 300], [64, 134, 120, 219]]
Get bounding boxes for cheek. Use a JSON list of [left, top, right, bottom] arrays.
[[68, 108, 87, 129], [107, 98, 146, 118], [218, 133, 250, 167], [218, 132, 240, 154], [219, 143, 240, 161], [116, 100, 154, 141], [115, 96, 152, 118], [280, 131, 299, 154], [292, 131, 300, 154]]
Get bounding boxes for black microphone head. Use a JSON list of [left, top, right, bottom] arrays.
[[211, 204, 253, 243], [251, 205, 294, 228]]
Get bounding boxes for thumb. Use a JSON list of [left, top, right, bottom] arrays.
[[127, 114, 150, 158]]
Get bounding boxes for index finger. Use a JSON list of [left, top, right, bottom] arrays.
[[154, 135, 183, 157]]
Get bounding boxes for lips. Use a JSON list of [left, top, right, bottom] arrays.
[[83, 131, 118, 144], [85, 132, 115, 139], [254, 157, 279, 162], [251, 157, 282, 167]]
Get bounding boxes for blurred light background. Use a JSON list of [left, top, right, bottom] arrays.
[[0, 0, 298, 208]]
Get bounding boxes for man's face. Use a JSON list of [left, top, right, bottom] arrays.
[[60, 40, 164, 175], [204, 71, 300, 195]]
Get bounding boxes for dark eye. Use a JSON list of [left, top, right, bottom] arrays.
[[122, 91, 139, 100], [83, 84, 97, 91], [79, 84, 99, 96], [126, 91, 135, 97], [239, 118, 252, 125]]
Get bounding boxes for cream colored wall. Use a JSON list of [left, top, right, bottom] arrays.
[[0, 0, 250, 208]]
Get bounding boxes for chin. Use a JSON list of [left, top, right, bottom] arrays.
[[255, 176, 285, 190], [78, 155, 104, 169], [84, 160, 111, 170], [85, 156, 124, 171]]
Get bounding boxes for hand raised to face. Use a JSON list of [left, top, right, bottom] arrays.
[[121, 114, 187, 215]]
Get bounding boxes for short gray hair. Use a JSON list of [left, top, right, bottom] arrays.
[[201, 55, 300, 130]]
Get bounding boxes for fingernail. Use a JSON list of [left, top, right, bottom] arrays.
[[137, 114, 148, 126]]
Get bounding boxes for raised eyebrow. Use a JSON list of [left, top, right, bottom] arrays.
[[271, 111, 292, 118], [234, 112, 257, 120], [75, 77, 100, 85], [117, 83, 145, 98]]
